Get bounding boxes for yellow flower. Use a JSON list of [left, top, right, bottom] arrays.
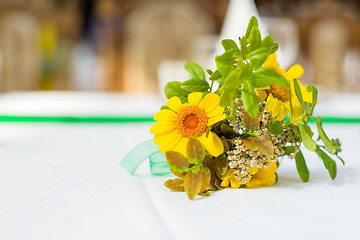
[[220, 161, 278, 188], [245, 161, 277, 188], [259, 53, 313, 123], [150, 92, 226, 157], [220, 175, 244, 188]]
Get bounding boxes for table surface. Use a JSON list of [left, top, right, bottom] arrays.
[[0, 92, 359, 240]]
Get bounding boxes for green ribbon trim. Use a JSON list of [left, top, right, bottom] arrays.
[[0, 115, 154, 123], [0, 115, 359, 123], [308, 117, 360, 124], [120, 139, 170, 175]]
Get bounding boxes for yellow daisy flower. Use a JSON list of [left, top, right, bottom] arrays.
[[150, 92, 226, 157], [259, 53, 313, 123], [220, 161, 277, 188]]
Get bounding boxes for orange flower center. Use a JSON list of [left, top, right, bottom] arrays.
[[269, 84, 289, 102], [176, 105, 208, 138], [183, 114, 198, 129]]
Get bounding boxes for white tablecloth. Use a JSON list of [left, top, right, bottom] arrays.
[[0, 92, 359, 240]]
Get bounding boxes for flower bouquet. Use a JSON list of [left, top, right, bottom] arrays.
[[122, 16, 343, 200]]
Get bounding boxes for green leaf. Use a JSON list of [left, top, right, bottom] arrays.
[[288, 85, 294, 117], [184, 170, 203, 200], [219, 92, 230, 107], [298, 124, 316, 151], [242, 137, 258, 151], [247, 48, 270, 61], [200, 190, 210, 196], [221, 39, 239, 51], [242, 80, 259, 118], [335, 154, 345, 165], [261, 35, 274, 48], [282, 146, 296, 155], [164, 81, 190, 99], [181, 79, 209, 92], [261, 35, 279, 54], [178, 96, 188, 104], [215, 49, 239, 65], [220, 123, 238, 138], [287, 123, 299, 133], [186, 137, 205, 164], [184, 62, 205, 80], [223, 69, 244, 90], [250, 67, 290, 89], [240, 36, 249, 58], [200, 167, 211, 193], [269, 121, 284, 135], [216, 155, 228, 176], [165, 151, 189, 172], [304, 102, 311, 118], [160, 105, 170, 110], [206, 69, 213, 75], [295, 150, 309, 182], [270, 42, 279, 54], [315, 120, 336, 154], [329, 163, 337, 180], [164, 178, 185, 192], [293, 79, 305, 111], [170, 168, 186, 178], [315, 147, 337, 180], [331, 138, 341, 149], [249, 27, 261, 52], [255, 135, 274, 158], [331, 138, 343, 157], [216, 61, 231, 78], [209, 70, 222, 81], [306, 85, 318, 114], [245, 16, 258, 39], [219, 89, 234, 107], [220, 136, 229, 152], [303, 124, 314, 137], [243, 111, 259, 130]]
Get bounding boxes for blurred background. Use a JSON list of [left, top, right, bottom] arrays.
[[0, 0, 359, 95]]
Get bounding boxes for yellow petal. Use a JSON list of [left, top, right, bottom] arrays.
[[275, 104, 288, 121], [198, 93, 220, 113], [268, 161, 278, 172], [299, 83, 313, 103], [289, 101, 303, 123], [197, 131, 224, 157], [263, 53, 286, 75], [285, 64, 304, 80], [188, 92, 203, 106], [266, 94, 276, 112], [249, 165, 258, 175], [154, 109, 177, 121], [150, 121, 176, 135], [271, 100, 281, 117], [229, 177, 242, 188], [166, 96, 182, 113], [245, 178, 261, 188], [172, 137, 188, 157], [158, 135, 182, 153], [256, 90, 268, 102], [220, 177, 230, 188], [263, 53, 279, 69], [302, 92, 313, 104], [250, 161, 277, 186], [207, 106, 225, 118], [154, 130, 181, 152], [208, 113, 226, 126]]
